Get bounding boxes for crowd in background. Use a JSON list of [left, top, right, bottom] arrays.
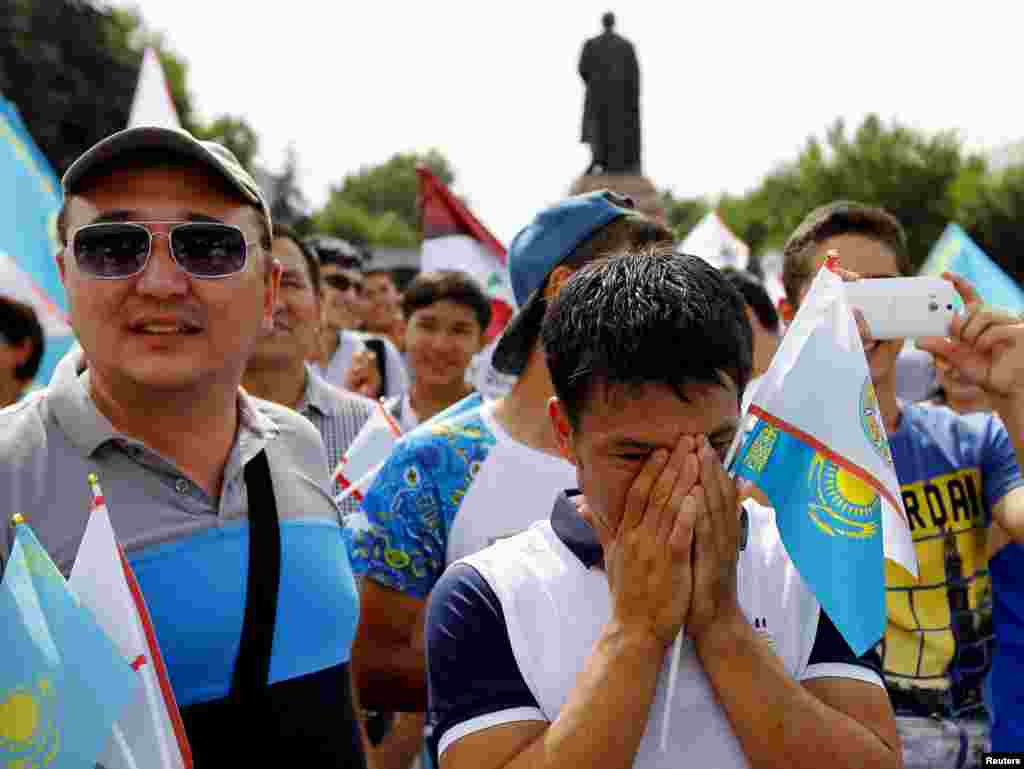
[[3, 126, 1024, 769]]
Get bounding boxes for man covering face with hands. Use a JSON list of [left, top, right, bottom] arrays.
[[425, 246, 900, 769]]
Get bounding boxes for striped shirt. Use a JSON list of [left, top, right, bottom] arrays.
[[297, 364, 376, 516]]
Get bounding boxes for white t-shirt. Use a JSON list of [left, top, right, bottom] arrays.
[[427, 496, 884, 768]]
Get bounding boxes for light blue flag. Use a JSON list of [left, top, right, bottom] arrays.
[[734, 258, 916, 655], [0, 96, 74, 385], [0, 519, 140, 768], [921, 223, 1024, 313]]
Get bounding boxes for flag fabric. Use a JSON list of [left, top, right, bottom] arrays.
[[417, 166, 513, 340], [334, 401, 403, 503], [678, 211, 750, 271], [127, 48, 182, 130], [0, 95, 74, 385], [0, 516, 139, 769], [733, 258, 917, 655], [69, 476, 192, 769], [920, 223, 1024, 313]]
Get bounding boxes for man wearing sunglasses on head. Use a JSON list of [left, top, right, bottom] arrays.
[[308, 234, 409, 401], [0, 126, 368, 767]]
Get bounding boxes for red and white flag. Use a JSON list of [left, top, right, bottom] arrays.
[[70, 474, 192, 769], [418, 166, 513, 340], [334, 401, 403, 503], [127, 47, 182, 130]]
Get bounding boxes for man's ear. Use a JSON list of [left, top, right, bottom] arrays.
[[778, 297, 796, 325], [544, 265, 576, 301], [548, 396, 578, 466], [262, 258, 283, 332]]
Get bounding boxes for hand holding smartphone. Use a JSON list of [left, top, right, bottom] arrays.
[[844, 277, 958, 339]]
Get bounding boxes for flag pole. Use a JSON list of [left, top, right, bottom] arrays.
[[87, 472, 178, 769], [335, 460, 387, 504]]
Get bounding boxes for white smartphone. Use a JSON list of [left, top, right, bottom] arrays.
[[844, 277, 959, 339]]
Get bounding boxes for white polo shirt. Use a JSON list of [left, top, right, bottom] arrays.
[[426, 492, 884, 768]]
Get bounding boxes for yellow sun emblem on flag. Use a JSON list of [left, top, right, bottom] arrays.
[[807, 455, 881, 539], [0, 677, 60, 768]]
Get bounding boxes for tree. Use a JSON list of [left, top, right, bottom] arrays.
[[262, 144, 311, 229], [194, 115, 260, 170], [658, 191, 708, 241], [699, 115, 975, 271], [311, 149, 457, 246], [0, 0, 262, 176], [957, 165, 1024, 284]]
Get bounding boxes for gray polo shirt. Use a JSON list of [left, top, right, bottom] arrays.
[[297, 363, 375, 515], [0, 346, 361, 708]]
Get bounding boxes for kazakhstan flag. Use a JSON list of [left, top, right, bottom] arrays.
[[735, 257, 916, 656], [0, 518, 139, 768], [736, 419, 886, 655]]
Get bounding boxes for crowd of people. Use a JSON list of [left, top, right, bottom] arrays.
[[2, 125, 1024, 769]]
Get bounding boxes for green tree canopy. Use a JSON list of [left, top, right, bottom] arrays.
[[311, 149, 457, 247], [1, 1, 261, 176], [662, 115, 995, 275]]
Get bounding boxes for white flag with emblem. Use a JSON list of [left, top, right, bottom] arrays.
[[334, 401, 403, 502], [70, 475, 192, 769]]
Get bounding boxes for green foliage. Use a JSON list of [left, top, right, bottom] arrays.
[[665, 115, 990, 275], [957, 166, 1024, 282], [311, 200, 418, 249], [0, 0, 260, 177], [194, 115, 260, 170], [312, 149, 457, 247]]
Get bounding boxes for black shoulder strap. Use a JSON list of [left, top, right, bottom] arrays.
[[231, 449, 281, 706], [364, 337, 389, 398]]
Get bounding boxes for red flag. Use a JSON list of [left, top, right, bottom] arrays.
[[417, 167, 513, 340]]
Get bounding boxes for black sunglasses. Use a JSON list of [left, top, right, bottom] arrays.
[[323, 274, 363, 294], [71, 221, 256, 279]]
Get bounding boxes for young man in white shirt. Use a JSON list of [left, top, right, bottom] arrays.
[[426, 246, 900, 769]]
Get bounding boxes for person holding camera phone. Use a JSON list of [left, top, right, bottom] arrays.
[[781, 201, 1024, 765]]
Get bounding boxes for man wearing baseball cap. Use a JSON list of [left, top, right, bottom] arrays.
[[0, 126, 367, 767], [345, 191, 672, 730]]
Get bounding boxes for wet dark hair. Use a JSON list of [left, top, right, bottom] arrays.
[[402, 269, 491, 331], [543, 245, 753, 429], [720, 267, 780, 334], [273, 223, 321, 296], [782, 201, 910, 305], [0, 297, 45, 382]]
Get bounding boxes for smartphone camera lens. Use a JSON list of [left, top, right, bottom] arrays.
[[947, 304, 954, 310], [929, 301, 939, 312]]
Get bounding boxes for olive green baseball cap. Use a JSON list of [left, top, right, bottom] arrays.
[[62, 126, 272, 238]]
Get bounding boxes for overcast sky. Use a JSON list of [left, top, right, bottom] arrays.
[[125, 0, 1020, 245]]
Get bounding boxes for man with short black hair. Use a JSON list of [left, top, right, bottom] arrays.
[[346, 191, 674, 718], [426, 246, 900, 769], [243, 224, 375, 512], [0, 126, 367, 766], [782, 200, 1024, 765], [0, 296, 44, 407], [308, 235, 409, 400]]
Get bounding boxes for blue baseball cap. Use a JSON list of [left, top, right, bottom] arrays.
[[492, 190, 641, 375]]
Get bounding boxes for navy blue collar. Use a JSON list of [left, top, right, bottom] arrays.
[[550, 490, 603, 569]]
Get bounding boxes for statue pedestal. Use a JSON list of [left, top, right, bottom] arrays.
[[570, 174, 662, 220]]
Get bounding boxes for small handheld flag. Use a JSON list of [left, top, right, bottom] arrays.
[[334, 401, 403, 503], [69, 474, 193, 769], [1, 514, 139, 769], [734, 258, 917, 654]]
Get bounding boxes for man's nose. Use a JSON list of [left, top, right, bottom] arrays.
[[135, 233, 188, 297]]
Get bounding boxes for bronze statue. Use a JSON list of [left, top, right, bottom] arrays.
[[578, 12, 641, 175]]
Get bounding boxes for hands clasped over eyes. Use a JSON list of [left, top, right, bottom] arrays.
[[605, 434, 743, 650]]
